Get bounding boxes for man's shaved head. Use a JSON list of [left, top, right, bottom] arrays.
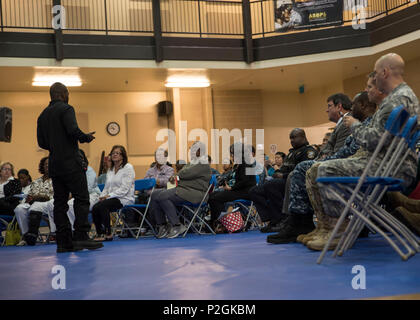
[[375, 53, 405, 77], [374, 53, 405, 94]]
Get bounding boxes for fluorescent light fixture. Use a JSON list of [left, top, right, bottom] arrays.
[[165, 69, 210, 88], [165, 81, 210, 88], [32, 75, 82, 87]]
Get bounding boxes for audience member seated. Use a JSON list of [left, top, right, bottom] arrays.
[[17, 169, 32, 198], [249, 129, 317, 233], [208, 142, 256, 227], [97, 154, 112, 185], [267, 152, 286, 177], [92, 145, 135, 241], [145, 148, 174, 189], [151, 141, 211, 239], [215, 159, 234, 192], [15, 157, 54, 246], [316, 93, 353, 160], [45, 150, 101, 237], [0, 162, 22, 216]]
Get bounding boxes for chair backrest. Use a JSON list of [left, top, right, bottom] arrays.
[[209, 174, 218, 187], [134, 178, 156, 191], [98, 184, 105, 192]]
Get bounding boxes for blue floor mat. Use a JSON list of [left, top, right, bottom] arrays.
[[1, 231, 420, 300]]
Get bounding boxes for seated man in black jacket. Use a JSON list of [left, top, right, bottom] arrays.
[[249, 128, 317, 233]]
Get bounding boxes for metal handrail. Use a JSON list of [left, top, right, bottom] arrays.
[[0, 0, 417, 38]]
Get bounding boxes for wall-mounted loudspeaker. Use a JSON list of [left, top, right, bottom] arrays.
[[0, 107, 12, 143], [157, 101, 173, 117]]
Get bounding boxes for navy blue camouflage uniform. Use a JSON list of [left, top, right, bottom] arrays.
[[286, 117, 371, 216]]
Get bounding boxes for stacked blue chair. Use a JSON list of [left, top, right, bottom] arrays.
[[316, 105, 420, 264]]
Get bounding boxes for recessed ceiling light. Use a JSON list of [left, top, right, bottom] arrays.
[[165, 76, 210, 88], [32, 67, 82, 87], [165, 81, 210, 88]]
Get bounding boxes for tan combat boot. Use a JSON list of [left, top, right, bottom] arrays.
[[306, 216, 348, 251], [302, 212, 328, 245]]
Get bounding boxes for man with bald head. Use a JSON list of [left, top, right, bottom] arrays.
[[306, 53, 419, 251], [249, 128, 317, 233]]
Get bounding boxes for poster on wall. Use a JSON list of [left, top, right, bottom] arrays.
[[274, 0, 344, 32]]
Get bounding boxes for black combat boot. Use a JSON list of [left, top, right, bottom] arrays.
[[267, 213, 315, 244]]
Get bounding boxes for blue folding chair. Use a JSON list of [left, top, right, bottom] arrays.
[[178, 175, 218, 237], [316, 106, 420, 264], [112, 178, 157, 239], [227, 174, 262, 231]]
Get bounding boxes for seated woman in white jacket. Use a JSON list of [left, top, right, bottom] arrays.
[[92, 145, 135, 241], [45, 150, 101, 235]]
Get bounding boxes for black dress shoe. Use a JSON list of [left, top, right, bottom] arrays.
[[73, 239, 104, 251], [56, 247, 81, 253]]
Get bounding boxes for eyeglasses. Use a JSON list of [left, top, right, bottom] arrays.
[[1, 167, 12, 171]]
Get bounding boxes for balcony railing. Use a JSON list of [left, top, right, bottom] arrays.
[[0, 0, 418, 38]]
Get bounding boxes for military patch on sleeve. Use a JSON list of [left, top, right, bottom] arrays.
[[307, 150, 316, 159]]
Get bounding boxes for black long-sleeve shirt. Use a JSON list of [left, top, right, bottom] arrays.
[[231, 163, 256, 192], [37, 100, 92, 177]]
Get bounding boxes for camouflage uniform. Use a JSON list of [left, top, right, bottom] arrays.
[[286, 118, 372, 215], [311, 83, 420, 218]]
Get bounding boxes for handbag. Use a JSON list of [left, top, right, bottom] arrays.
[[5, 220, 21, 246], [219, 208, 244, 233]]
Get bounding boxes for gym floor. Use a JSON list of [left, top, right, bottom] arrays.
[[1, 231, 420, 300]]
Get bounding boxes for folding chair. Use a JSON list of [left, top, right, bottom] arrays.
[[316, 105, 420, 264], [227, 174, 263, 231], [111, 178, 157, 239], [178, 175, 218, 237]]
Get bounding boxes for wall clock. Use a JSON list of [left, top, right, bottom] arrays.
[[106, 122, 120, 136]]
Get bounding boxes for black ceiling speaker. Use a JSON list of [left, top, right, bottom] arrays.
[[157, 101, 173, 117], [0, 107, 12, 143]]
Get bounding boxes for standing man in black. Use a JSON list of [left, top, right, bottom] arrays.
[[37, 82, 103, 253]]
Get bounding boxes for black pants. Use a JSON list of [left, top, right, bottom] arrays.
[[208, 190, 251, 222], [0, 198, 16, 216], [52, 170, 90, 248], [92, 198, 123, 235], [248, 178, 286, 222]]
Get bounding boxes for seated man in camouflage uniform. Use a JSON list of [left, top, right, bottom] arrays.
[[306, 53, 419, 251], [267, 93, 353, 244], [249, 128, 317, 233]]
